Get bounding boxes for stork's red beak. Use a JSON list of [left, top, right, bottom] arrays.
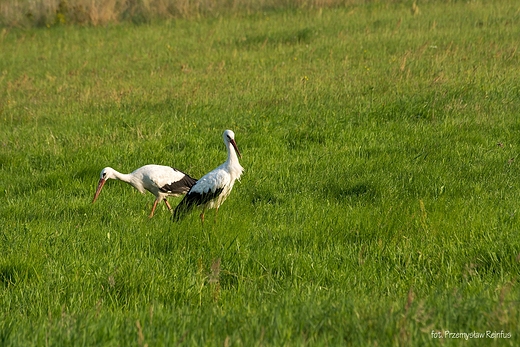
[[92, 179, 106, 203], [230, 139, 242, 159]]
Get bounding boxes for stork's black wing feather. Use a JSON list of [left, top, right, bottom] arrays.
[[172, 187, 224, 222], [159, 174, 197, 195]]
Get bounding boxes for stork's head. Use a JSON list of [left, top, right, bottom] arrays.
[[92, 167, 116, 203], [223, 129, 241, 159]]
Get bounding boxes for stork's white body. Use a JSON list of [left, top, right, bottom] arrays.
[[173, 130, 243, 223], [93, 164, 197, 217]]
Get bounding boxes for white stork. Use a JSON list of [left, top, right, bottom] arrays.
[[173, 129, 244, 223], [92, 165, 197, 218]]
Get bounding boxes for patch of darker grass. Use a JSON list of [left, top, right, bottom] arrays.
[[237, 27, 314, 48], [0, 262, 35, 288], [322, 181, 379, 204]]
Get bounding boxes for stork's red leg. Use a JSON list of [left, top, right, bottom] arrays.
[[199, 209, 205, 225], [149, 199, 159, 218], [163, 199, 172, 210]]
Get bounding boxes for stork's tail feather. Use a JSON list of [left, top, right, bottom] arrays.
[[172, 198, 194, 222], [172, 187, 223, 222]]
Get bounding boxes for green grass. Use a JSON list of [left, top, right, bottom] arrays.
[[1, 1, 520, 345]]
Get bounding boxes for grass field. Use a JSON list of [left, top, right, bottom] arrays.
[[1, 0, 520, 345]]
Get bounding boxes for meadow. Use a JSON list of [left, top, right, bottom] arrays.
[[1, 0, 520, 345]]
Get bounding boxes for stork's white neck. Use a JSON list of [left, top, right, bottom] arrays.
[[110, 169, 145, 193], [110, 169, 130, 182], [227, 142, 240, 163], [225, 141, 244, 180]]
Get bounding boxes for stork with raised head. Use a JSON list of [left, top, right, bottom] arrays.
[[172, 129, 244, 223], [92, 165, 197, 218]]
